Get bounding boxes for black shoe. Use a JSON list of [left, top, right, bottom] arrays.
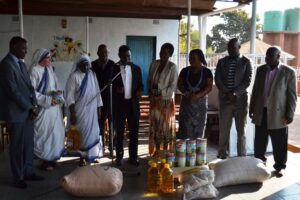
[[128, 158, 139, 166], [217, 155, 227, 160], [25, 173, 45, 181], [14, 180, 27, 189], [273, 170, 284, 178], [78, 158, 87, 167], [115, 159, 122, 167]]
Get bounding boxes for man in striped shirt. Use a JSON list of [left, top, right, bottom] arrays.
[[215, 38, 253, 159]]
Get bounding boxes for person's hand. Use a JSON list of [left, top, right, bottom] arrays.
[[189, 93, 199, 104], [97, 107, 101, 120], [249, 112, 253, 119], [136, 90, 143, 98], [283, 117, 293, 125], [226, 92, 237, 104], [29, 106, 40, 120], [116, 87, 124, 94], [51, 96, 57, 106], [182, 92, 191, 102]]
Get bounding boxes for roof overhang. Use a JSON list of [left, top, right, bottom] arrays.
[[0, 0, 221, 20]]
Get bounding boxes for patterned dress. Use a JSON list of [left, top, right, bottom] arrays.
[[147, 60, 178, 156], [177, 66, 213, 139]]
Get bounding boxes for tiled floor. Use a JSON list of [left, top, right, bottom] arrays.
[[0, 142, 300, 200]]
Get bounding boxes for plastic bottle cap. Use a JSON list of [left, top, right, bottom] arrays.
[[151, 163, 157, 168]]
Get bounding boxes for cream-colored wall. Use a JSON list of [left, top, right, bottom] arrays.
[[0, 15, 179, 87]]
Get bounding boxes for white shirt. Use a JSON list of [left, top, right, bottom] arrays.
[[120, 65, 132, 99]]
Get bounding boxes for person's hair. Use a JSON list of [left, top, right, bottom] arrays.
[[118, 45, 130, 54], [161, 43, 174, 56], [228, 38, 240, 47], [266, 46, 281, 57], [9, 36, 27, 49], [190, 49, 207, 66], [97, 44, 107, 51]]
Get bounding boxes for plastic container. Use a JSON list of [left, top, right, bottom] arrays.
[[186, 139, 196, 166], [175, 139, 186, 167], [161, 163, 174, 193], [166, 151, 175, 168], [284, 8, 300, 32], [66, 126, 81, 150], [147, 163, 161, 193], [263, 11, 284, 31], [196, 138, 207, 165], [159, 158, 166, 172]]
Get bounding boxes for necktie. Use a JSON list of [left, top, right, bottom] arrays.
[[18, 60, 26, 75]]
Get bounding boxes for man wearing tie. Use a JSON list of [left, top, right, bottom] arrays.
[[111, 45, 143, 166], [0, 36, 44, 189]]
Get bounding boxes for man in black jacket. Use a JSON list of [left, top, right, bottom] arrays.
[[111, 45, 143, 166], [91, 44, 115, 152]]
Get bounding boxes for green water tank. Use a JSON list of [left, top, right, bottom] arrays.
[[263, 11, 284, 31], [284, 8, 300, 32]]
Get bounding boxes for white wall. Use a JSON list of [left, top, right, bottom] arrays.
[[0, 15, 179, 88]]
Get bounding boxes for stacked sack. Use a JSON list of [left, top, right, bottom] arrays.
[[182, 168, 219, 200], [61, 165, 123, 197]]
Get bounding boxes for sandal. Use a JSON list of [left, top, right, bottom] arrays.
[[78, 158, 86, 167], [40, 161, 54, 171], [50, 161, 61, 168]]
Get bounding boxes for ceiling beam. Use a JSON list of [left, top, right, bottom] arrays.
[[0, 2, 213, 19]]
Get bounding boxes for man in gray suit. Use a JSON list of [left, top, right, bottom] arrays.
[[0, 36, 44, 189], [215, 38, 252, 159], [249, 47, 297, 177]]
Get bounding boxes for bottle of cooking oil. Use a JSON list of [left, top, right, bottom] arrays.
[[147, 162, 161, 193], [66, 126, 81, 150], [161, 163, 174, 193], [160, 158, 166, 172]]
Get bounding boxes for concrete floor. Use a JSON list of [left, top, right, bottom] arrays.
[[287, 97, 300, 149], [1, 142, 300, 200], [1, 97, 300, 200]]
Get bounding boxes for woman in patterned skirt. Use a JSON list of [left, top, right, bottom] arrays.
[[147, 43, 178, 156]]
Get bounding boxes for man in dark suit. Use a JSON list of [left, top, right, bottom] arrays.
[[249, 47, 297, 177], [0, 36, 44, 189], [91, 44, 115, 152], [215, 38, 252, 159], [111, 45, 143, 166]]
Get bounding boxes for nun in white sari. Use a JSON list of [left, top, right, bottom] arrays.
[[30, 48, 65, 171], [65, 54, 103, 165]]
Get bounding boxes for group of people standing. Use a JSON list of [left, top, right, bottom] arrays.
[[0, 35, 297, 189], [215, 38, 297, 178]]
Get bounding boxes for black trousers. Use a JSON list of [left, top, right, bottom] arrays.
[[99, 92, 110, 148], [114, 99, 139, 160], [8, 120, 34, 182], [254, 108, 288, 171]]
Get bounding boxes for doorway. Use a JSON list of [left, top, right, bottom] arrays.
[[127, 36, 156, 94]]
